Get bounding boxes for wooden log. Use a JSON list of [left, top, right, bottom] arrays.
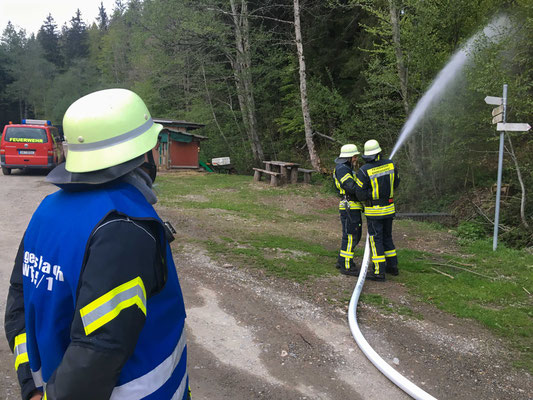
[[290, 167, 298, 184], [254, 169, 262, 182], [298, 168, 315, 184]]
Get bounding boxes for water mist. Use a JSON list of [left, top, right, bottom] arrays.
[[390, 15, 509, 159]]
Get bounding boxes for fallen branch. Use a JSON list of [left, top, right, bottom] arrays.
[[523, 287, 531, 295], [430, 267, 454, 279], [469, 200, 512, 232], [312, 130, 343, 144], [453, 261, 475, 267], [430, 262, 495, 280], [299, 333, 313, 347]]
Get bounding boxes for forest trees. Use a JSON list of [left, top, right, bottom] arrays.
[[0, 0, 531, 246]]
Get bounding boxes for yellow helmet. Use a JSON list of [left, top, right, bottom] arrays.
[[363, 139, 382, 156], [63, 89, 163, 173], [338, 144, 360, 158]]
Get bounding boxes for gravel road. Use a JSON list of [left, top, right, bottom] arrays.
[[1, 171, 531, 400]]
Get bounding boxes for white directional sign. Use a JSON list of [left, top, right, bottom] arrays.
[[492, 114, 503, 124], [492, 104, 504, 116], [485, 96, 503, 105], [496, 122, 531, 131]]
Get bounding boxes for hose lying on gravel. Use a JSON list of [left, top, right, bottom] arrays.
[[348, 233, 438, 400]]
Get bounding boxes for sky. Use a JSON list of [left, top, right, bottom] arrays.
[[0, 0, 118, 36]]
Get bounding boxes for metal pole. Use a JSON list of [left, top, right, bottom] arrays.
[[493, 84, 507, 251]]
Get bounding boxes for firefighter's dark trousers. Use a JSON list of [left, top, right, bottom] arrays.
[[367, 217, 397, 277], [337, 209, 362, 270]]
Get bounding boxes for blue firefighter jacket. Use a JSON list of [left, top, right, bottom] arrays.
[[21, 182, 188, 399]]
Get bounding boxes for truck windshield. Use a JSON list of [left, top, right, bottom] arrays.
[[4, 127, 48, 143]]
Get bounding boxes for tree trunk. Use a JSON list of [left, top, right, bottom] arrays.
[[201, 63, 231, 151], [506, 135, 529, 228], [389, 0, 408, 116], [388, 0, 423, 178], [229, 0, 264, 164], [293, 0, 321, 171]]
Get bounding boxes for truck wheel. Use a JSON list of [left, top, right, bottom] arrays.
[[2, 166, 11, 175]]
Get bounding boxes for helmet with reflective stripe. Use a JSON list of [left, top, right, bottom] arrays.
[[338, 144, 360, 158], [63, 89, 163, 173], [363, 139, 382, 156]]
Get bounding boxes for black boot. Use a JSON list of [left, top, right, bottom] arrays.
[[367, 273, 385, 281], [386, 265, 399, 276], [340, 267, 360, 276]]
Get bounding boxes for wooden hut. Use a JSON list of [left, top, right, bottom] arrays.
[[153, 119, 207, 170]]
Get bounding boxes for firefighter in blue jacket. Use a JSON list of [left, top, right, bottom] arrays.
[[4, 89, 190, 400], [355, 139, 400, 281], [333, 144, 364, 276]]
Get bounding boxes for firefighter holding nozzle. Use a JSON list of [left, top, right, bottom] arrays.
[[333, 144, 364, 276], [355, 139, 400, 281]]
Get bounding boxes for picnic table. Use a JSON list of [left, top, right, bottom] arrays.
[[263, 161, 300, 184], [253, 160, 317, 186]]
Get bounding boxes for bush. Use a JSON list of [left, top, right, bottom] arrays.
[[500, 226, 533, 249], [456, 220, 488, 243]]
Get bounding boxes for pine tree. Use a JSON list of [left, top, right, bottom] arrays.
[[37, 14, 63, 68]]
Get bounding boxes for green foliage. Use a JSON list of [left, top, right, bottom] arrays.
[[360, 293, 423, 319], [398, 243, 533, 371], [0, 0, 531, 247], [456, 220, 489, 243]]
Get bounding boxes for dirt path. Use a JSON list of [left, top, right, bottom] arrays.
[[1, 172, 531, 399]]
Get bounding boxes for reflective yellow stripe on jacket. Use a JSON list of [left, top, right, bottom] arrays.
[[364, 204, 396, 217], [80, 277, 147, 336], [339, 200, 364, 211], [334, 170, 364, 210], [14, 333, 29, 371]]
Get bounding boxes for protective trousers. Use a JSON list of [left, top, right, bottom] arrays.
[[367, 217, 397, 278], [337, 209, 362, 270]]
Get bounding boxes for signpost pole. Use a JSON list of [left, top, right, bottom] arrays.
[[493, 84, 507, 251]]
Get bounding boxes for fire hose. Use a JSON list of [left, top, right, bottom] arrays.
[[348, 233, 438, 400]]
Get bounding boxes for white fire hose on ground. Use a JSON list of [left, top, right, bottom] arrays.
[[348, 233, 438, 400]]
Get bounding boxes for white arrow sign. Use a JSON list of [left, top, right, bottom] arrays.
[[492, 104, 504, 116], [485, 96, 503, 105], [492, 114, 503, 124], [496, 122, 531, 132]]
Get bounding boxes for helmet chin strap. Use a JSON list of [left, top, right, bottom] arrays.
[[142, 151, 157, 183]]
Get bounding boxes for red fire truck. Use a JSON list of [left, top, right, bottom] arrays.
[[0, 119, 65, 175]]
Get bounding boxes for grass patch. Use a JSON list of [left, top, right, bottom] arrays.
[[157, 172, 533, 372], [397, 243, 533, 372], [205, 234, 336, 281], [156, 174, 320, 222], [360, 293, 423, 319]]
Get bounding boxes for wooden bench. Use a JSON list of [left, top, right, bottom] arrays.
[[253, 168, 282, 186], [298, 168, 315, 184]]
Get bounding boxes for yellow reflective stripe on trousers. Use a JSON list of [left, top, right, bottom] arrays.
[[340, 250, 354, 258], [14, 333, 29, 371], [80, 277, 147, 336], [369, 236, 381, 274], [385, 250, 397, 257], [110, 327, 187, 399]]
